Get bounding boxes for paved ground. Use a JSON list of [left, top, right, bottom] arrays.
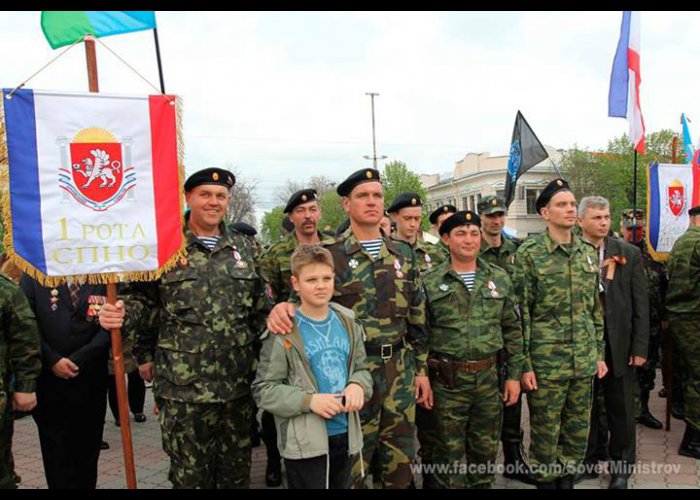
[[12, 376, 699, 489]]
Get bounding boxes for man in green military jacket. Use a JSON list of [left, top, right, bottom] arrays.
[[424, 210, 523, 488], [513, 179, 607, 489], [666, 205, 700, 459], [98, 167, 269, 488]]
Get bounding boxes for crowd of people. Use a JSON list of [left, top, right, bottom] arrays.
[[1, 165, 699, 489]]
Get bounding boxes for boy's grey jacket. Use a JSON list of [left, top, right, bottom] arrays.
[[252, 302, 373, 460]]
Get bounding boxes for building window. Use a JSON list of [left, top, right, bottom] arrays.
[[496, 189, 505, 199], [476, 193, 482, 207], [526, 188, 543, 215], [462, 197, 469, 210]]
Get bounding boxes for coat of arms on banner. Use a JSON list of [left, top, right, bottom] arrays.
[[58, 127, 137, 211], [667, 179, 686, 217]]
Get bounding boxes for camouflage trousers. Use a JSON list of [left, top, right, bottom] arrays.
[[526, 376, 594, 482], [0, 396, 17, 490], [157, 395, 253, 489], [670, 315, 700, 430], [416, 404, 438, 473], [431, 365, 502, 489], [352, 346, 416, 489]]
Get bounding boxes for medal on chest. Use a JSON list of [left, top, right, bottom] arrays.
[[348, 258, 359, 269], [50, 288, 59, 311], [233, 246, 247, 269], [394, 259, 404, 279], [424, 253, 432, 269], [439, 283, 449, 292], [487, 280, 500, 298]]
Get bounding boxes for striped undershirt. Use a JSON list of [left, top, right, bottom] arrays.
[[458, 271, 476, 291], [198, 235, 221, 250], [359, 239, 383, 259]]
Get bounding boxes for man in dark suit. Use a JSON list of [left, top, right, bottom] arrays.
[[19, 276, 111, 489], [577, 197, 649, 489]]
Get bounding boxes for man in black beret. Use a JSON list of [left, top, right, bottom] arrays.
[[267, 167, 431, 488], [232, 222, 257, 238], [429, 204, 457, 234], [514, 179, 607, 488]]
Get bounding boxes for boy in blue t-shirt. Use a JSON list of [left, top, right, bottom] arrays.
[[253, 245, 373, 489]]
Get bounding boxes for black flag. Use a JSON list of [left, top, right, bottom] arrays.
[[503, 111, 549, 208]]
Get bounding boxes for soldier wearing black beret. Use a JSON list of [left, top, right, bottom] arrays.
[[387, 192, 422, 214], [535, 178, 572, 215], [232, 222, 257, 237], [184, 167, 235, 192], [429, 204, 457, 227], [336, 168, 381, 197], [283, 189, 318, 214], [438, 210, 481, 236]]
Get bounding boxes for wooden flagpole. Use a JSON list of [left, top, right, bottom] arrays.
[[84, 35, 138, 489]]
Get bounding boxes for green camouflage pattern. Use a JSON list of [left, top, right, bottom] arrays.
[[323, 228, 426, 489], [527, 376, 594, 482], [391, 234, 447, 277], [432, 365, 502, 488], [666, 226, 700, 315], [259, 230, 330, 304], [423, 258, 524, 381], [479, 235, 521, 275], [670, 315, 700, 430], [0, 274, 41, 489], [351, 347, 416, 489], [127, 221, 269, 404], [513, 231, 604, 379], [156, 396, 253, 488]]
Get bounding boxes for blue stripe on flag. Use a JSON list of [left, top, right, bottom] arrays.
[[648, 163, 660, 249], [608, 11, 631, 118], [3, 89, 47, 272], [85, 11, 155, 38]]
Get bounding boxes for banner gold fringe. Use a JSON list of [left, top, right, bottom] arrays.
[[0, 90, 188, 287]]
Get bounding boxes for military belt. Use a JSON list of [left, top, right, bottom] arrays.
[[428, 353, 497, 374], [365, 337, 407, 360]]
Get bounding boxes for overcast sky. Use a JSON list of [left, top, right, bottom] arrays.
[[3, 11, 699, 210]]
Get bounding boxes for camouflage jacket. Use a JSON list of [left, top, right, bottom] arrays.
[[423, 258, 524, 380], [259, 230, 328, 304], [513, 230, 604, 380], [323, 228, 429, 376], [639, 242, 668, 330], [127, 220, 269, 403], [0, 274, 41, 408], [666, 226, 700, 316], [391, 234, 447, 276], [479, 235, 521, 274]]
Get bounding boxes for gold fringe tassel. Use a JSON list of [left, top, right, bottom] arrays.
[[0, 91, 188, 287]]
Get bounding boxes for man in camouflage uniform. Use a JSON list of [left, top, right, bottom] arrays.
[[619, 209, 666, 429], [665, 205, 700, 459], [513, 179, 606, 489], [99, 167, 268, 488], [387, 192, 445, 488], [429, 204, 457, 255], [258, 188, 327, 486], [424, 210, 523, 488], [476, 195, 533, 484], [0, 272, 41, 489], [267, 168, 431, 488]]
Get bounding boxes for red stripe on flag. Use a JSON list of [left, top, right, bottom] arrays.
[[149, 96, 182, 267], [627, 48, 645, 154]]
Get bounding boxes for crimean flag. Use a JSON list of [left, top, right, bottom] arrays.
[[503, 111, 549, 208], [681, 113, 694, 164], [41, 11, 156, 49], [646, 162, 699, 261], [0, 89, 184, 285], [609, 11, 645, 154]]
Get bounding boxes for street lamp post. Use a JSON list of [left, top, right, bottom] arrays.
[[364, 92, 387, 169]]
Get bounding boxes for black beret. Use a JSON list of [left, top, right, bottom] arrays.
[[535, 178, 572, 214], [184, 167, 235, 192], [282, 217, 294, 233], [429, 204, 457, 225], [336, 168, 381, 197], [478, 195, 507, 216], [231, 222, 257, 237], [387, 192, 423, 213], [689, 205, 700, 216], [284, 189, 318, 214], [439, 210, 481, 236]]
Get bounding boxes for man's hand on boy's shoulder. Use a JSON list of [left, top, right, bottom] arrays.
[[342, 383, 364, 412], [267, 302, 296, 334]]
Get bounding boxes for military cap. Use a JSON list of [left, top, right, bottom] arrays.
[[439, 210, 481, 236], [231, 222, 257, 237], [429, 204, 457, 225], [284, 188, 318, 214], [282, 217, 294, 233], [387, 192, 423, 213], [336, 168, 381, 197], [184, 167, 235, 192], [689, 205, 700, 216], [477, 195, 507, 216], [535, 178, 572, 214], [621, 208, 645, 228]]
